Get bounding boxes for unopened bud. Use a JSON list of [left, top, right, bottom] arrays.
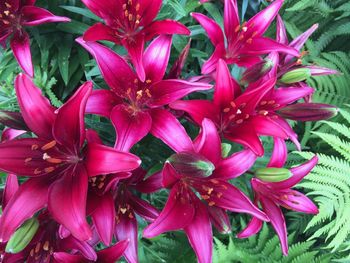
[[255, 167, 292, 182], [277, 103, 338, 121], [166, 152, 215, 177], [241, 59, 274, 84], [221, 143, 232, 158], [279, 68, 311, 84], [6, 217, 39, 253], [0, 110, 28, 130]]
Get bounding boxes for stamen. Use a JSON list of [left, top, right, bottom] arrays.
[[5, 2, 12, 8], [128, 14, 133, 21], [120, 207, 127, 214], [268, 100, 275, 105], [223, 108, 230, 113], [145, 89, 152, 98], [41, 140, 57, 151], [4, 10, 10, 16], [46, 158, 62, 164], [145, 79, 152, 84], [43, 241, 50, 251], [201, 195, 210, 200], [35, 242, 41, 253], [25, 158, 32, 163], [135, 3, 140, 11], [34, 168, 42, 175], [246, 38, 253, 44], [31, 144, 39, 150], [44, 167, 55, 173], [122, 4, 127, 10], [217, 192, 223, 198], [98, 182, 104, 189], [207, 188, 214, 195], [128, 213, 134, 218], [260, 101, 267, 106], [228, 114, 236, 120], [259, 110, 268, 116], [234, 25, 241, 33], [208, 201, 215, 206], [230, 101, 236, 108], [236, 119, 243, 124]]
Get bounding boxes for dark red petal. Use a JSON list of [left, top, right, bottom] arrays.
[[144, 19, 190, 41], [267, 138, 287, 168], [143, 183, 195, 237], [83, 23, 119, 43], [184, 198, 213, 263], [1, 128, 26, 142], [0, 177, 50, 242], [53, 82, 92, 150], [134, 171, 163, 193], [91, 193, 115, 246], [21, 6, 70, 26], [237, 217, 263, 238], [129, 194, 159, 222], [191, 13, 224, 46], [85, 143, 141, 176], [97, 240, 129, 263], [162, 162, 182, 188], [111, 105, 152, 152], [10, 31, 33, 77], [2, 174, 19, 209], [48, 166, 92, 241], [143, 35, 172, 82], [123, 36, 146, 82], [86, 89, 121, 118], [115, 215, 138, 263], [53, 252, 85, 263], [224, 0, 240, 43], [208, 206, 231, 234], [150, 109, 194, 153], [15, 74, 55, 140]]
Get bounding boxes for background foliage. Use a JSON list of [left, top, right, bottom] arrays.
[[0, 0, 349, 262]]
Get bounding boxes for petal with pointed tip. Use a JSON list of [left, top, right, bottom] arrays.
[[85, 143, 141, 176], [276, 15, 288, 45], [144, 19, 190, 41], [202, 43, 226, 74], [150, 109, 194, 153], [123, 36, 145, 82], [2, 174, 19, 209], [237, 216, 263, 238], [53, 82, 92, 149], [167, 39, 191, 79], [214, 59, 237, 109], [0, 177, 49, 242], [267, 138, 287, 168], [191, 13, 224, 46], [250, 116, 288, 139], [279, 190, 318, 214], [54, 253, 84, 263], [15, 74, 55, 139], [143, 35, 172, 82], [61, 235, 97, 261], [111, 105, 152, 152], [271, 86, 314, 108], [115, 214, 138, 263], [213, 149, 257, 180], [21, 6, 70, 26], [76, 38, 136, 93], [259, 197, 288, 255], [305, 66, 340, 76], [81, 0, 119, 19], [162, 162, 182, 188], [134, 171, 163, 193], [184, 198, 213, 263], [270, 156, 318, 189], [86, 89, 121, 118], [97, 240, 130, 263], [11, 31, 33, 77], [1, 128, 26, 142], [170, 100, 220, 125], [83, 23, 119, 43], [208, 206, 231, 234], [143, 184, 195, 237], [148, 80, 212, 108], [289, 24, 318, 52], [91, 193, 115, 246], [48, 166, 91, 241], [129, 194, 159, 222], [224, 0, 240, 42]]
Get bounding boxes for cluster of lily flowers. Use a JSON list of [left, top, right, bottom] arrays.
[[0, 0, 340, 262]]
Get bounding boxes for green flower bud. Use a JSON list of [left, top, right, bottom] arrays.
[[6, 217, 39, 254], [221, 143, 232, 158], [279, 68, 311, 84], [167, 152, 215, 177], [255, 167, 292, 182]]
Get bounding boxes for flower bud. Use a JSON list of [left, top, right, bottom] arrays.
[[166, 152, 215, 177], [221, 143, 232, 158], [279, 68, 311, 84], [255, 167, 292, 182], [6, 217, 39, 253], [277, 103, 338, 121], [241, 59, 274, 84], [0, 110, 28, 130]]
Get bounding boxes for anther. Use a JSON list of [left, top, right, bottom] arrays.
[[25, 158, 32, 163], [217, 192, 223, 198], [41, 140, 56, 151], [208, 201, 215, 206], [35, 242, 41, 253], [135, 3, 140, 11], [236, 119, 243, 124], [44, 167, 55, 173], [128, 213, 134, 219], [120, 207, 127, 214], [30, 249, 34, 257], [124, 10, 129, 17], [223, 108, 230, 113], [268, 100, 275, 105], [260, 101, 267, 105], [201, 195, 210, 200], [234, 25, 241, 33], [145, 79, 152, 84], [46, 158, 62, 164], [122, 4, 127, 10], [43, 241, 50, 251], [145, 89, 152, 98], [210, 179, 219, 184], [128, 14, 133, 21], [5, 2, 12, 8], [246, 38, 253, 44], [4, 10, 10, 16], [98, 182, 104, 189], [34, 168, 42, 175], [228, 114, 236, 120], [230, 101, 236, 108], [244, 114, 250, 119], [31, 144, 39, 150], [259, 110, 268, 116], [207, 188, 214, 195]]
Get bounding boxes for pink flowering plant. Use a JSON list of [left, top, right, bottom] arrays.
[[0, 0, 348, 262]]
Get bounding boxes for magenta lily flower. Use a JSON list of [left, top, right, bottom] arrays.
[[77, 35, 212, 151], [0, 74, 141, 243], [81, 0, 190, 81], [171, 59, 314, 156], [0, 0, 70, 77], [237, 138, 319, 255], [143, 111, 269, 263], [86, 129, 161, 263], [191, 0, 299, 74]]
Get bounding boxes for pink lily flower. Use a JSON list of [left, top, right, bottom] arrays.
[[143, 111, 269, 263], [77, 35, 212, 151], [81, 0, 190, 81], [85, 128, 161, 263], [0, 0, 70, 77], [237, 138, 319, 255], [191, 0, 299, 74], [171, 59, 314, 156], [0, 74, 141, 243]]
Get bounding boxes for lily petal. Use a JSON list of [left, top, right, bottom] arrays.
[[144, 19, 190, 41], [85, 143, 141, 176], [134, 171, 163, 193], [0, 177, 50, 242], [86, 89, 121, 118], [162, 162, 182, 188], [115, 214, 138, 263], [208, 206, 231, 234], [91, 193, 115, 246], [83, 23, 119, 43], [10, 31, 33, 77], [276, 15, 288, 45], [143, 183, 195, 238], [21, 6, 70, 26], [267, 138, 287, 168], [53, 81, 92, 150], [150, 109, 193, 153], [2, 174, 19, 209], [213, 149, 257, 180], [184, 198, 213, 263], [123, 36, 146, 82], [143, 35, 172, 82], [15, 74, 55, 139], [130, 194, 159, 222], [111, 105, 152, 152], [48, 166, 92, 241], [1, 128, 26, 142], [224, 0, 240, 43], [54, 253, 84, 263], [279, 190, 318, 214], [97, 240, 130, 263], [191, 13, 224, 46], [201, 43, 226, 74], [271, 86, 314, 108], [237, 216, 263, 238]]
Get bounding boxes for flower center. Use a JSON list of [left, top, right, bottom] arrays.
[[0, 2, 19, 28], [122, 78, 153, 114], [222, 101, 250, 127]]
